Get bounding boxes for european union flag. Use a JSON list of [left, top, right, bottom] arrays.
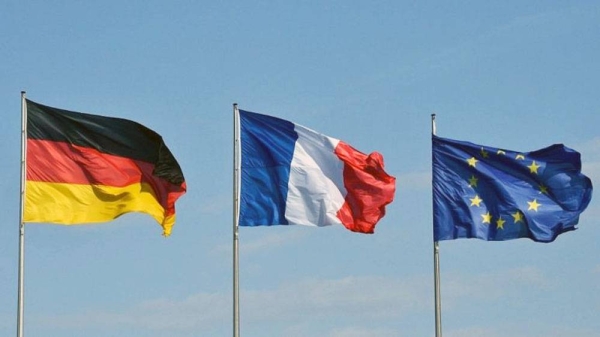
[[433, 135, 593, 243]]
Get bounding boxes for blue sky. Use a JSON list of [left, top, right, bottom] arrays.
[[1, 1, 599, 336]]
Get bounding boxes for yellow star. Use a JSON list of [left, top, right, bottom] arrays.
[[528, 161, 540, 174], [496, 217, 506, 230], [467, 157, 478, 167], [470, 195, 483, 207], [539, 184, 549, 194], [527, 199, 541, 212], [512, 211, 524, 223], [497, 150, 506, 155], [481, 212, 492, 224], [480, 147, 489, 158], [516, 154, 525, 160], [468, 175, 478, 188]]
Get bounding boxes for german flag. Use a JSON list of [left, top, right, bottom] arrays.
[[25, 99, 187, 236]]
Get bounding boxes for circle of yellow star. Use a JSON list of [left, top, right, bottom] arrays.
[[512, 211, 524, 223], [467, 157, 478, 167], [481, 212, 492, 224], [497, 150, 506, 155], [539, 184, 549, 194], [496, 217, 506, 229], [516, 154, 525, 160], [468, 175, 478, 188], [480, 148, 489, 158], [527, 199, 541, 212], [528, 161, 540, 174], [470, 195, 483, 207]]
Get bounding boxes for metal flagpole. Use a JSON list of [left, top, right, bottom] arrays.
[[432, 114, 442, 337], [17, 91, 27, 337], [233, 103, 240, 337]]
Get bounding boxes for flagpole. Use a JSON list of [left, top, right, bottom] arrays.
[[233, 103, 240, 337], [17, 91, 27, 337], [432, 113, 442, 337]]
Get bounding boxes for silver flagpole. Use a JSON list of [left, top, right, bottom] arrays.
[[17, 91, 27, 337], [432, 114, 442, 337], [233, 103, 240, 337]]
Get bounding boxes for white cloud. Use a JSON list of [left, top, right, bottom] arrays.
[[441, 266, 551, 308], [327, 326, 400, 337], [33, 267, 556, 334], [445, 327, 506, 337], [240, 275, 429, 322], [445, 326, 600, 337], [36, 275, 430, 332], [38, 292, 230, 331], [280, 323, 404, 337]]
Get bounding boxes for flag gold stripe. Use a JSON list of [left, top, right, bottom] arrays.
[[24, 181, 176, 236]]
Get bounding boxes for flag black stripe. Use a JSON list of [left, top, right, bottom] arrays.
[[26, 99, 185, 185]]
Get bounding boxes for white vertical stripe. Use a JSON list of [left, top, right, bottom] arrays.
[[285, 124, 347, 227]]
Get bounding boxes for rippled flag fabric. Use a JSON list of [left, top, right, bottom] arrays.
[[239, 109, 396, 234], [25, 99, 187, 236], [433, 135, 592, 243]]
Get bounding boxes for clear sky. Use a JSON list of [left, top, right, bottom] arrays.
[[1, 1, 599, 336]]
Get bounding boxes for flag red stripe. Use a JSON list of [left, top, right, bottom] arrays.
[[27, 139, 186, 216], [27, 139, 156, 186], [334, 141, 396, 233]]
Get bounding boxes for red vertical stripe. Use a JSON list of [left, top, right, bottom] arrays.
[[334, 141, 396, 233]]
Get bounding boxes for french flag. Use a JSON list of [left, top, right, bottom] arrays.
[[238, 109, 396, 234]]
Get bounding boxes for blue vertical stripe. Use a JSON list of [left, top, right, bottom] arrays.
[[239, 110, 298, 226]]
